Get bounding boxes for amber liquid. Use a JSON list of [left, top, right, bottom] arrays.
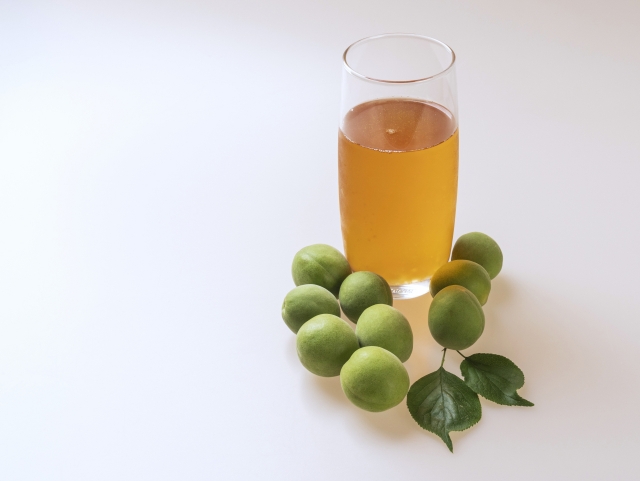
[[338, 98, 459, 286]]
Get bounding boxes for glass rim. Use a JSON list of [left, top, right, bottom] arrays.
[[342, 33, 456, 84]]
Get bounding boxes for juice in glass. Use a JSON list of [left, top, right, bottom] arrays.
[[338, 97, 458, 287]]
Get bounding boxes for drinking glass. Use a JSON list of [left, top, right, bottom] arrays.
[[338, 34, 458, 299]]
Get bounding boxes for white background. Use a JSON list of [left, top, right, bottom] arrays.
[[1, 0, 640, 479]]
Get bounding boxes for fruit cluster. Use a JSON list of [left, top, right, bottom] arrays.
[[427, 231, 504, 351], [282, 233, 532, 451], [283, 244, 413, 412]]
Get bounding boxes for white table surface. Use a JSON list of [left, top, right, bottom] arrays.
[[1, 1, 640, 479]]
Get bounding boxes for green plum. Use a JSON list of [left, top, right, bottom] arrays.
[[282, 284, 341, 333], [296, 314, 359, 377], [340, 346, 410, 412], [292, 244, 351, 296], [339, 271, 393, 323], [355, 305, 413, 362], [451, 232, 503, 279], [428, 285, 485, 350], [429, 259, 491, 305]]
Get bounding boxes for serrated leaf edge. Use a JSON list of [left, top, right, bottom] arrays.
[[460, 353, 534, 407], [466, 353, 527, 384], [407, 368, 482, 452]]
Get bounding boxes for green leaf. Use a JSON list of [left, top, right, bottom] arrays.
[[407, 367, 481, 452], [460, 353, 534, 407]]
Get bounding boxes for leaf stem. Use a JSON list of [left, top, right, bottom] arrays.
[[456, 350, 467, 359], [440, 348, 447, 367]]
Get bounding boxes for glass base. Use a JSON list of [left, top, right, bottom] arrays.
[[390, 279, 431, 300]]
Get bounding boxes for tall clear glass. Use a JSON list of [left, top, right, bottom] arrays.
[[338, 34, 458, 299]]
